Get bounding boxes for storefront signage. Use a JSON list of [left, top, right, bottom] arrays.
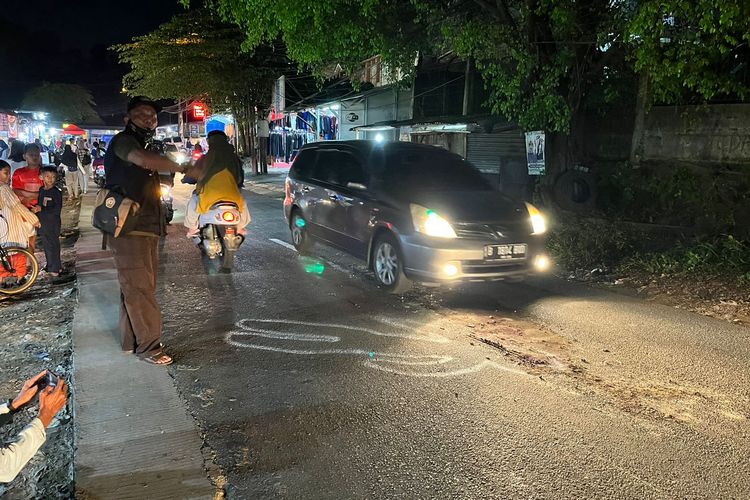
[[188, 102, 206, 123], [525, 130, 546, 175]]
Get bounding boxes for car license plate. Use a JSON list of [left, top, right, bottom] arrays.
[[484, 243, 527, 260]]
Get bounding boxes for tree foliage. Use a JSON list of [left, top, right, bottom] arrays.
[[203, 0, 750, 135], [21, 83, 102, 124], [113, 9, 284, 153], [202, 0, 428, 84], [629, 0, 750, 104], [113, 9, 278, 108]]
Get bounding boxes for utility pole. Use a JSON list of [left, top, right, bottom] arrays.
[[463, 58, 473, 116]]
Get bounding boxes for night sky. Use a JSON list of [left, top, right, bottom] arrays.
[[0, 0, 184, 123]]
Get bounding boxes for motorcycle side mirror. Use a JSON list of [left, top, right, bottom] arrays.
[[347, 182, 367, 191]]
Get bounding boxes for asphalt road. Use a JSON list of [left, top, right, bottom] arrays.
[[157, 178, 750, 499]]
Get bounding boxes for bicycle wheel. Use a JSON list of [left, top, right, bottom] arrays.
[[0, 247, 40, 295]]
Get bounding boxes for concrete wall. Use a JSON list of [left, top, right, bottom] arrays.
[[642, 104, 750, 166]]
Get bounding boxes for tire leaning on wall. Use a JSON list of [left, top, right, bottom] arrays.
[[552, 170, 598, 213]]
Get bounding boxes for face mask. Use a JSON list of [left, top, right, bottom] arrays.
[[126, 119, 155, 144]]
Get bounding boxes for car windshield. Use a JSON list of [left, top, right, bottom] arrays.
[[380, 148, 492, 193]]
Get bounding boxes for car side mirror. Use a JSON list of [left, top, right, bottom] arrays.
[[347, 182, 367, 190]]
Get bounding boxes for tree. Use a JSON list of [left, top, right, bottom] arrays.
[[630, 0, 750, 104], [204, 0, 750, 172], [112, 9, 283, 155], [204, 0, 630, 179], [21, 83, 102, 124]]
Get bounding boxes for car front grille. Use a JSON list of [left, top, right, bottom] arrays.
[[453, 222, 529, 240], [460, 260, 528, 275]]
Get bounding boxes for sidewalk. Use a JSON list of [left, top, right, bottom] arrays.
[[242, 167, 287, 198], [72, 192, 216, 499]]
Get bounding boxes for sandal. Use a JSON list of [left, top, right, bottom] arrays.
[[142, 351, 173, 366]]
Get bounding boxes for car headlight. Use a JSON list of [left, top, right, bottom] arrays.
[[525, 202, 546, 235], [410, 204, 457, 238]]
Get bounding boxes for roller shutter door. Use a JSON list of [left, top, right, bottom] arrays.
[[466, 130, 528, 196]]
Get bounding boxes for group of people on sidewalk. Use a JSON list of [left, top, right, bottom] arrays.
[[57, 139, 105, 200], [0, 142, 66, 286]]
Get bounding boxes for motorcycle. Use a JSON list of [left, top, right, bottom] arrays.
[[194, 201, 244, 271], [93, 158, 106, 188], [160, 182, 174, 224], [190, 149, 203, 165]]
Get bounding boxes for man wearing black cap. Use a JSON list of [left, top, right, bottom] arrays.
[[104, 96, 185, 366]]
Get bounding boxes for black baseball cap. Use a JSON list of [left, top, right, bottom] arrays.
[[127, 96, 162, 114]]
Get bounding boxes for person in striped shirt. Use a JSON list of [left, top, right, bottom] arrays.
[[0, 160, 39, 286]]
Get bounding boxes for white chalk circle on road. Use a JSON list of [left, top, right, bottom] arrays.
[[225, 318, 526, 378]]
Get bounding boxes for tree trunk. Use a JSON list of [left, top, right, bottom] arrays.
[[630, 71, 651, 166]]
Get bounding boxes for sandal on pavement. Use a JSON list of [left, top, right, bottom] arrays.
[[142, 351, 173, 366]]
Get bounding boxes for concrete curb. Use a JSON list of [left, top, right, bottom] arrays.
[[72, 192, 216, 499]]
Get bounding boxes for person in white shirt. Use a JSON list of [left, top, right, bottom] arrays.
[[0, 370, 68, 483]]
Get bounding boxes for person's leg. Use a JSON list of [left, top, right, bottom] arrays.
[[109, 236, 164, 358], [40, 226, 62, 273], [79, 165, 88, 194], [73, 171, 82, 197], [65, 171, 75, 198], [118, 291, 137, 352], [48, 224, 62, 273], [183, 194, 200, 234]]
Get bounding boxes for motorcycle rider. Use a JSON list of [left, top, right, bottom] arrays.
[[183, 130, 250, 237]]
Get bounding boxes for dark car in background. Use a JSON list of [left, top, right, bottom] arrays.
[[283, 141, 550, 292]]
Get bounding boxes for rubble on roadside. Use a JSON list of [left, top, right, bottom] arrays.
[[0, 197, 80, 498]]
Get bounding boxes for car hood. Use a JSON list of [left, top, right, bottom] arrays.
[[407, 190, 527, 223]]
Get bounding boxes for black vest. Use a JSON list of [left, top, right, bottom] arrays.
[[104, 129, 164, 235]]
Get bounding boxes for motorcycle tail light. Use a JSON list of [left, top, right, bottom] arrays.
[[222, 211, 237, 222]]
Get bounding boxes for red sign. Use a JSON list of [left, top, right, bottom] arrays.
[[193, 103, 205, 118]]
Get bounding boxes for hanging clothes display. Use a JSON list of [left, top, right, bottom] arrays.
[[267, 107, 339, 166]]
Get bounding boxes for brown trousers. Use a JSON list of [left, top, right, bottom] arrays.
[[109, 234, 162, 356]]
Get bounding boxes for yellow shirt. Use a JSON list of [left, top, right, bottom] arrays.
[[197, 169, 245, 214]]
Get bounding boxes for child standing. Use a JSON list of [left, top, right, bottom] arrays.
[[32, 167, 63, 276], [0, 160, 40, 285]]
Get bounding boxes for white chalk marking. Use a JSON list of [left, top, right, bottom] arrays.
[[236, 318, 449, 344], [362, 359, 525, 378], [225, 333, 452, 364], [231, 327, 340, 343], [224, 317, 525, 378]]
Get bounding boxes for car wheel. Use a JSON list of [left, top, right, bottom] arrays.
[[372, 233, 411, 294], [290, 210, 314, 254]]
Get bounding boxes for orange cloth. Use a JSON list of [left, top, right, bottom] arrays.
[[0, 252, 28, 278]]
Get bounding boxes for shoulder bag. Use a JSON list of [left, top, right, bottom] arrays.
[[91, 188, 140, 238]]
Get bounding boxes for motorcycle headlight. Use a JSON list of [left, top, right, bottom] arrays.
[[410, 204, 457, 238], [174, 152, 186, 164], [525, 202, 546, 235], [160, 185, 172, 198]]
